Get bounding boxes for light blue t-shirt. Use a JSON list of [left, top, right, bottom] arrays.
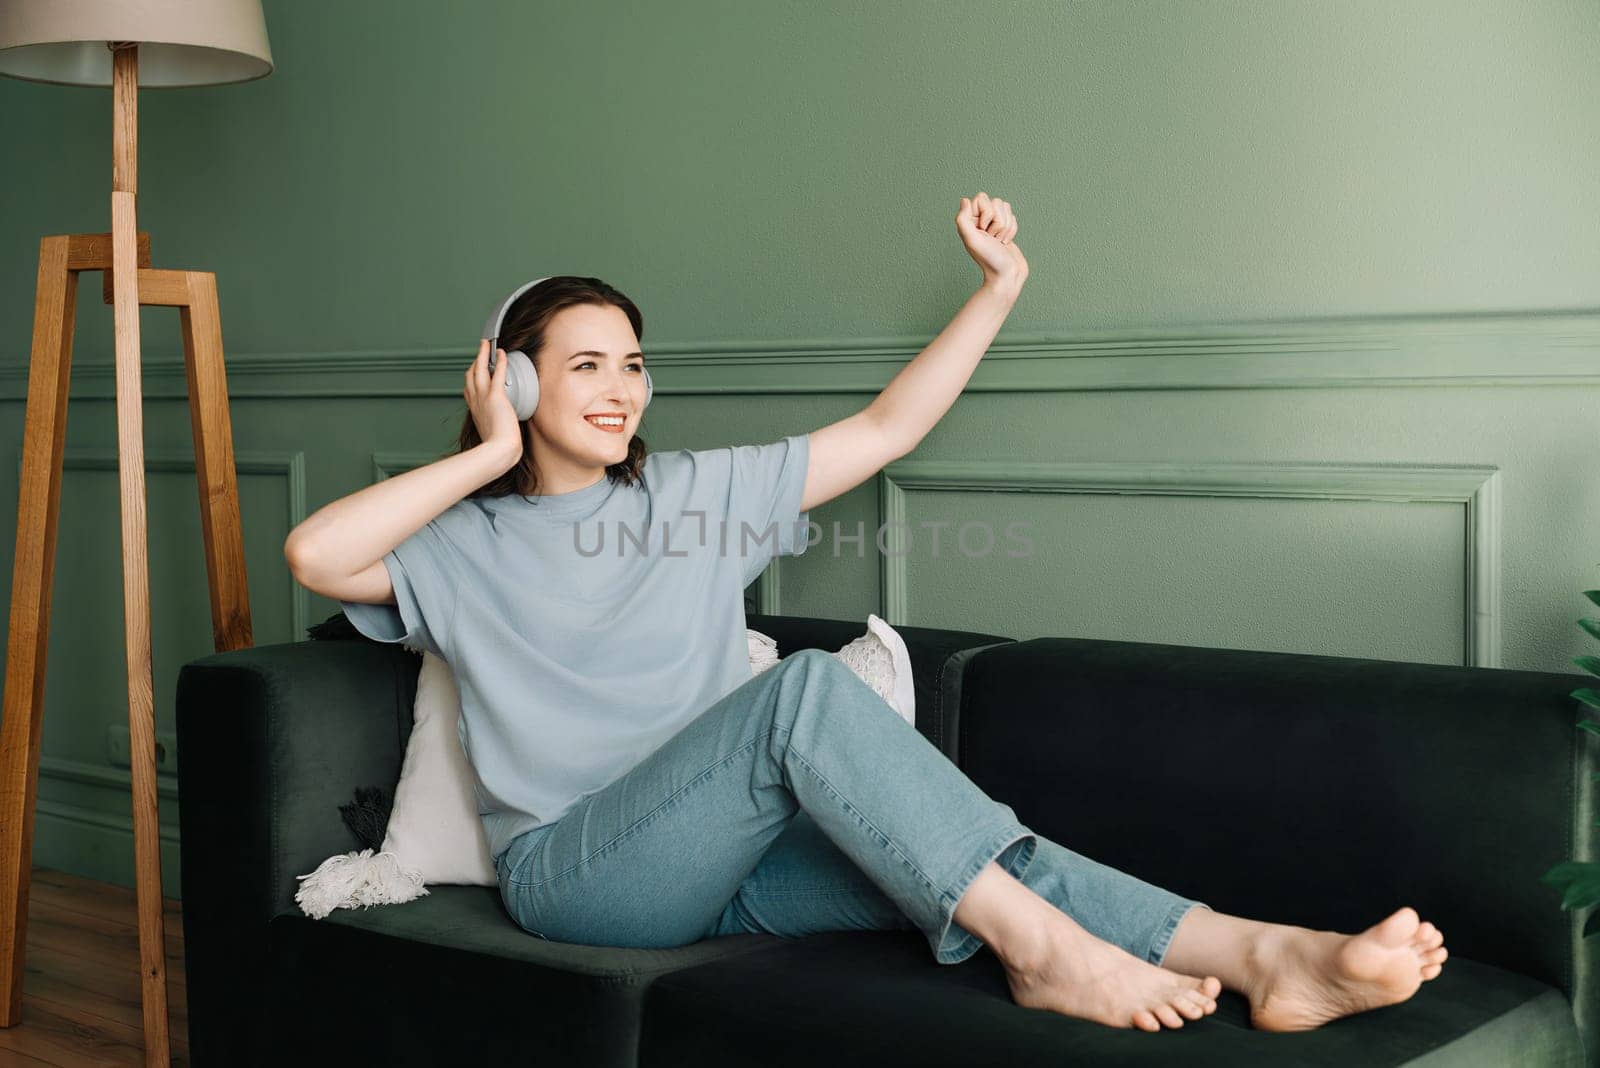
[[339, 434, 811, 865]]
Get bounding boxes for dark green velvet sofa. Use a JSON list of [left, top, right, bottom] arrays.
[[175, 612, 1599, 1066]]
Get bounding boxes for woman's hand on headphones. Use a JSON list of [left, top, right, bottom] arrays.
[[956, 192, 1028, 289], [466, 339, 523, 466]]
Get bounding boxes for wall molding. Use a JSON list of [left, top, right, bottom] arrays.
[[18, 447, 310, 644], [30, 791, 182, 893], [753, 566, 782, 615], [3, 310, 1598, 401], [38, 753, 180, 803], [32, 757, 182, 891], [874, 459, 1503, 667], [374, 452, 440, 481]]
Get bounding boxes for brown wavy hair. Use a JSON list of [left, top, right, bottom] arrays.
[[453, 276, 650, 500]]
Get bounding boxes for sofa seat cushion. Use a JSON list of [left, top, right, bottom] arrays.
[[265, 885, 783, 1067], [638, 929, 1587, 1067]]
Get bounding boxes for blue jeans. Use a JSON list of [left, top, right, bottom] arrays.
[[495, 648, 1209, 966]]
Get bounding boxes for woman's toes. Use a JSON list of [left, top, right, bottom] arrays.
[[1422, 963, 1442, 980], [1377, 907, 1421, 946], [1133, 1009, 1160, 1032], [1174, 993, 1206, 1020], [1154, 1003, 1185, 1029], [1424, 946, 1448, 966]]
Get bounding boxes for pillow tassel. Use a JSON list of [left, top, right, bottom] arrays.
[[294, 848, 429, 919], [338, 785, 393, 853], [354, 851, 429, 908]]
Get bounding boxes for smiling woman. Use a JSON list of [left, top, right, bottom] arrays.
[[450, 276, 653, 500]]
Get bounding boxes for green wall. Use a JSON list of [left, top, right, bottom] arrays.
[[0, 0, 1596, 890]]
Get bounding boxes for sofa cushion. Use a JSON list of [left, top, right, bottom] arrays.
[[637, 929, 1587, 1066], [265, 884, 783, 1067]]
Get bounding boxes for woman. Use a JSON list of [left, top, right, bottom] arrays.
[[285, 192, 1447, 1033]]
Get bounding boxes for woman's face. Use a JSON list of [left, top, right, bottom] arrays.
[[528, 303, 647, 483]]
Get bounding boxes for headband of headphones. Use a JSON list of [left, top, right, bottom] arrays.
[[481, 275, 554, 349]]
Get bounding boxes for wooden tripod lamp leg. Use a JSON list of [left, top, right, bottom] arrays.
[[0, 236, 78, 1028], [110, 187, 172, 1066], [179, 272, 253, 652]]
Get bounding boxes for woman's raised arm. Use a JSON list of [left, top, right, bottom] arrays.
[[286, 338, 523, 584], [285, 442, 513, 587]]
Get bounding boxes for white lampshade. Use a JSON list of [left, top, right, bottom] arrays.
[[0, 0, 273, 89]]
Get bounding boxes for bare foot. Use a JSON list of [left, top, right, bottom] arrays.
[[1244, 906, 1449, 1032], [1002, 911, 1224, 1032]]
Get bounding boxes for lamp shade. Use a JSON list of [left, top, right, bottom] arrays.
[[0, 0, 272, 89]]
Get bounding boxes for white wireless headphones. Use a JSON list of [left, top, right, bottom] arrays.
[[482, 276, 655, 421]]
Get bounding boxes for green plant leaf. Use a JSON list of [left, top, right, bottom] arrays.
[[1568, 884, 1600, 910], [1582, 619, 1600, 642], [1542, 861, 1583, 888], [1585, 590, 1600, 609], [1581, 719, 1600, 739], [1559, 866, 1600, 910], [1570, 688, 1600, 711], [1542, 861, 1600, 906], [1572, 656, 1600, 677]]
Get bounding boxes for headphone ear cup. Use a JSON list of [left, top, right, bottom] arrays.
[[643, 367, 653, 409], [502, 349, 539, 420]]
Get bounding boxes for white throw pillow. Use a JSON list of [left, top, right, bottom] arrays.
[[749, 614, 914, 728], [382, 647, 493, 881], [295, 615, 915, 918], [294, 648, 479, 918]]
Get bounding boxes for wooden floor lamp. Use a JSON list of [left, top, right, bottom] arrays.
[[0, 4, 272, 1064]]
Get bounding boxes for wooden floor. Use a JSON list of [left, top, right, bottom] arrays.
[[0, 868, 188, 1067]]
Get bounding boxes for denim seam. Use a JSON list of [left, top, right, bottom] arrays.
[[508, 730, 773, 889], [778, 725, 946, 901], [735, 885, 880, 898]]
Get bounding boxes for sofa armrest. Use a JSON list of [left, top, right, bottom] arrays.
[[954, 637, 1600, 1058], [175, 638, 420, 1067], [746, 613, 1015, 761]]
